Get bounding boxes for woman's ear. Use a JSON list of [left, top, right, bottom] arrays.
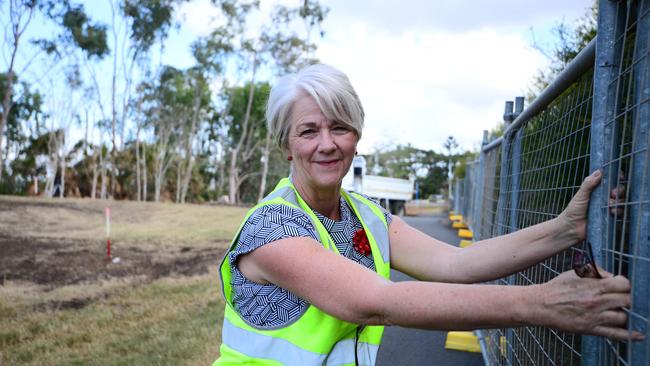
[[282, 146, 292, 162]]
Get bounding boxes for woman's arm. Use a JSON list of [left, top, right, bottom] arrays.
[[389, 170, 602, 284], [236, 234, 640, 341]]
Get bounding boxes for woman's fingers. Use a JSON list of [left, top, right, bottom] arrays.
[[610, 185, 626, 199], [598, 275, 632, 294], [598, 309, 628, 327], [583, 169, 603, 190], [575, 170, 603, 201], [595, 266, 613, 278], [608, 198, 625, 215], [609, 171, 627, 215], [593, 326, 646, 342], [543, 271, 645, 342]]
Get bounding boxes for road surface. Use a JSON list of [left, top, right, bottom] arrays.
[[376, 214, 485, 366]]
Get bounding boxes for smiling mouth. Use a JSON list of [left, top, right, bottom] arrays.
[[315, 160, 340, 166]]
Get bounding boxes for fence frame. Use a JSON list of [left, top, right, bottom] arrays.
[[454, 1, 649, 364]]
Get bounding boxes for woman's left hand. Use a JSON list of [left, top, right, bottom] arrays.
[[558, 170, 602, 242]]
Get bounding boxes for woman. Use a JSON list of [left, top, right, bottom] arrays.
[[215, 64, 642, 365]]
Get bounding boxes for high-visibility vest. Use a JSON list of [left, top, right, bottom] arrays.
[[214, 178, 391, 366]]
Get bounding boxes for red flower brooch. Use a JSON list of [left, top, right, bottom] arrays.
[[352, 229, 372, 256]]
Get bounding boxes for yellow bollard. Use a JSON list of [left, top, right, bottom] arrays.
[[449, 214, 463, 222], [500, 336, 507, 357], [445, 331, 482, 353], [452, 221, 468, 229], [459, 240, 473, 248], [458, 229, 474, 239]]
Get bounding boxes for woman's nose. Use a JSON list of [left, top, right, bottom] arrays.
[[318, 130, 336, 152]]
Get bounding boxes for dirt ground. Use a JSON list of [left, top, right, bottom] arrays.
[[0, 235, 223, 286], [0, 196, 243, 312]]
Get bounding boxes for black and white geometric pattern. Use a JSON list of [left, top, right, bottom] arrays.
[[230, 197, 391, 328]]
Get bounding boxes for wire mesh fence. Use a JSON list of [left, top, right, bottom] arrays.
[[452, 1, 649, 364]]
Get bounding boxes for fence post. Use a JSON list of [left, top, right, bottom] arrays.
[[628, 2, 650, 363], [584, 0, 621, 364], [509, 106, 524, 233], [496, 101, 514, 236], [472, 131, 489, 239], [454, 179, 461, 213]]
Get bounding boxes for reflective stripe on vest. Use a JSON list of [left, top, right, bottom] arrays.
[[215, 178, 390, 365], [221, 317, 380, 365]]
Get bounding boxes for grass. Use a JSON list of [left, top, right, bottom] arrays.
[[1, 272, 223, 365], [0, 195, 248, 247], [0, 195, 249, 366]]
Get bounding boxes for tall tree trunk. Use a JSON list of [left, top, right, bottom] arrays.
[[100, 148, 107, 199], [59, 149, 66, 198], [175, 158, 182, 203], [109, 0, 118, 197], [217, 138, 225, 198], [154, 156, 162, 202], [153, 128, 173, 203], [258, 129, 272, 201], [135, 125, 141, 201], [228, 152, 239, 204], [91, 149, 98, 199], [142, 143, 147, 201], [0, 4, 34, 179], [228, 51, 258, 204], [180, 81, 201, 204], [45, 130, 58, 197]]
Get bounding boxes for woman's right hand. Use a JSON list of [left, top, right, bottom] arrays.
[[532, 269, 644, 341]]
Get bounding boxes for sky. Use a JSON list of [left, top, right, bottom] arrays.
[[4, 0, 594, 155], [171, 0, 594, 153]]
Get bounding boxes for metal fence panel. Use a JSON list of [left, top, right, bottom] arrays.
[[476, 144, 502, 242], [480, 66, 594, 366], [463, 1, 649, 364], [588, 0, 650, 364]]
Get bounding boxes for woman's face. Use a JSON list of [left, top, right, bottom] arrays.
[[287, 94, 358, 194]]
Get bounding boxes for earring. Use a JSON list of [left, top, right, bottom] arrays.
[[355, 151, 358, 155], [287, 156, 293, 161]]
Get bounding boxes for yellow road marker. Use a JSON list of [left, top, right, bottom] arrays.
[[445, 331, 482, 353]]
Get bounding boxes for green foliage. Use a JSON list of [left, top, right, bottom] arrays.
[[61, 4, 109, 58], [262, 1, 328, 74], [452, 151, 478, 180], [364, 140, 476, 197], [488, 121, 505, 141], [0, 74, 44, 147], [417, 165, 447, 199], [225, 81, 270, 143], [122, 0, 176, 53], [529, 2, 597, 99], [2, 0, 329, 204], [222, 81, 291, 203]]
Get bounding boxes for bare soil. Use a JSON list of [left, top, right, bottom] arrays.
[[0, 196, 241, 315], [0, 236, 224, 287]]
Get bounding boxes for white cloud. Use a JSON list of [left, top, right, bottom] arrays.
[[172, 0, 592, 153], [175, 0, 229, 37], [316, 24, 547, 152]]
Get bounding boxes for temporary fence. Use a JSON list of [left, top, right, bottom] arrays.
[[452, 0, 649, 365]]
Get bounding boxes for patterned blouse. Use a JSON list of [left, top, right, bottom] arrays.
[[229, 196, 392, 328]]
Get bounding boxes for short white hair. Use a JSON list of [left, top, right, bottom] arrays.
[[266, 64, 364, 149]]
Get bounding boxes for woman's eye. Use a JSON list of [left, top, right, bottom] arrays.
[[300, 129, 316, 137], [332, 125, 349, 133]]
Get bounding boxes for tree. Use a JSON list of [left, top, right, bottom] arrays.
[[176, 68, 211, 203], [224, 81, 271, 203], [0, 0, 108, 180], [443, 136, 459, 197], [256, 0, 328, 201], [120, 0, 176, 200], [528, 2, 596, 99]]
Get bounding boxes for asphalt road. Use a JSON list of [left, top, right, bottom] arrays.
[[376, 214, 485, 366]]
